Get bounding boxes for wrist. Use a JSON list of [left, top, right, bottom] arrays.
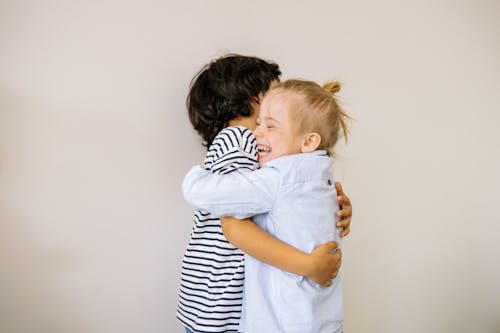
[[301, 253, 317, 278]]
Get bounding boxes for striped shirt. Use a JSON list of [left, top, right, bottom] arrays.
[[177, 126, 259, 332]]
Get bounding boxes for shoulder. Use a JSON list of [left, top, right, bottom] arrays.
[[264, 151, 332, 181], [265, 151, 328, 167], [209, 126, 255, 153], [205, 126, 258, 174]]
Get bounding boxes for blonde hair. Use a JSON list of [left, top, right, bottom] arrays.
[[273, 79, 350, 156]]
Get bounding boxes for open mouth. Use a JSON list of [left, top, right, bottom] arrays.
[[257, 144, 271, 157]]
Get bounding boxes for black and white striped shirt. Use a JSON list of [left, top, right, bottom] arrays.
[[177, 126, 259, 332]]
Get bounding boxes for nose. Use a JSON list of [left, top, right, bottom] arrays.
[[253, 125, 262, 137]]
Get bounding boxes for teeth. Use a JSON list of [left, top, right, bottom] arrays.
[[257, 144, 270, 153]]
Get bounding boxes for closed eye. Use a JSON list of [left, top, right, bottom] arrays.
[[266, 119, 278, 129]]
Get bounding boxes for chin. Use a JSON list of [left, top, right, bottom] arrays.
[[258, 158, 268, 168]]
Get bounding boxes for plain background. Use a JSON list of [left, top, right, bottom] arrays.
[[1, 1, 499, 332]]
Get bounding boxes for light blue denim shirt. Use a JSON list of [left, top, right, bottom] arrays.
[[183, 150, 343, 333]]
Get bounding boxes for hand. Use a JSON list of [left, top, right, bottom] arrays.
[[335, 182, 352, 237], [306, 241, 342, 287]]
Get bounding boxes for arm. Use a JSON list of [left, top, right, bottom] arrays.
[[335, 182, 352, 237], [221, 216, 341, 286], [182, 165, 279, 218], [219, 182, 351, 285]]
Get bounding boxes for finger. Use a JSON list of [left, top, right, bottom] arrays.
[[340, 226, 351, 237], [331, 248, 342, 262], [330, 259, 342, 273], [337, 193, 350, 205], [337, 196, 352, 215], [336, 217, 351, 235], [337, 194, 352, 210], [334, 182, 344, 195], [317, 240, 339, 251], [336, 206, 352, 219], [337, 192, 350, 203], [336, 217, 351, 233], [336, 195, 352, 215], [337, 189, 350, 200], [336, 215, 351, 227]]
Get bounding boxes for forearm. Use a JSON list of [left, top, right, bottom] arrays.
[[182, 166, 277, 218], [221, 217, 313, 276]]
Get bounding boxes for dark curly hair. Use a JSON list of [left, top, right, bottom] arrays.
[[187, 54, 281, 147]]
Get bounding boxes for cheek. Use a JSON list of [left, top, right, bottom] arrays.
[[269, 135, 285, 152], [247, 121, 257, 131], [251, 104, 261, 118]]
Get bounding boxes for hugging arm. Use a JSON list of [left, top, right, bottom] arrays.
[[182, 166, 349, 286], [182, 165, 278, 218], [335, 182, 352, 237], [220, 183, 353, 285], [221, 217, 341, 286]]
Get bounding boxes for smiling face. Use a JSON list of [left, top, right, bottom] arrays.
[[253, 90, 306, 167]]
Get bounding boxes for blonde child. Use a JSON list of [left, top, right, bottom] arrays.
[[183, 79, 350, 332]]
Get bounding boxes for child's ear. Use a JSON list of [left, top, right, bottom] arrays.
[[301, 132, 321, 153]]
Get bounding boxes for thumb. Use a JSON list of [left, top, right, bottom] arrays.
[[317, 241, 339, 253], [335, 182, 344, 195]]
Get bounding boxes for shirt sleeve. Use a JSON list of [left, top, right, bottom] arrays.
[[182, 165, 280, 219], [205, 126, 258, 175]]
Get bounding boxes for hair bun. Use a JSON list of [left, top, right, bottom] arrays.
[[322, 81, 341, 94]]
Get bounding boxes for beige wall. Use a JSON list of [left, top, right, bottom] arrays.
[[1, 1, 499, 332]]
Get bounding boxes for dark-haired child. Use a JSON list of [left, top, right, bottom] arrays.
[[177, 55, 352, 333]]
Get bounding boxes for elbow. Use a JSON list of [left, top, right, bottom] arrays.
[[182, 182, 193, 204], [182, 167, 203, 208], [182, 181, 195, 207], [182, 187, 205, 211]]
